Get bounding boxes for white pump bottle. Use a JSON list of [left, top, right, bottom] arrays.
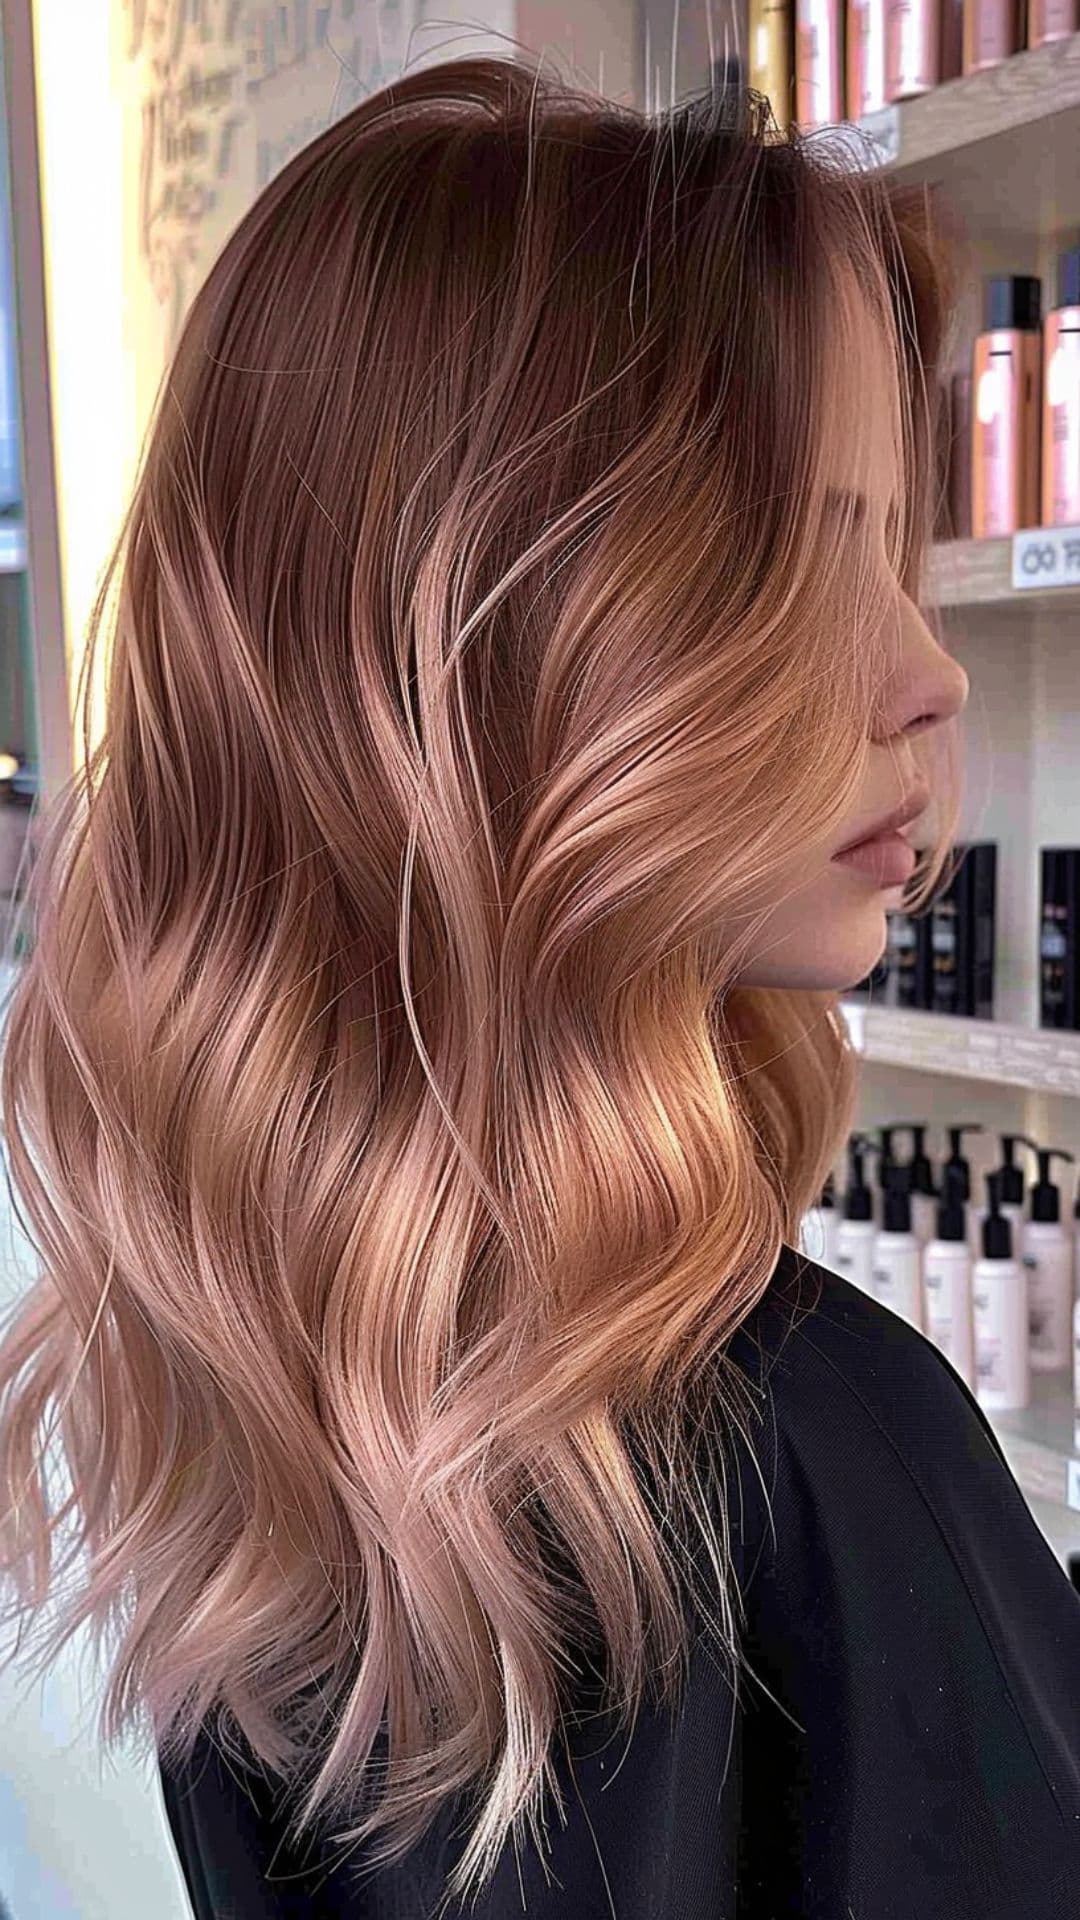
[[973, 1171, 1030, 1412], [1021, 1146, 1076, 1372]]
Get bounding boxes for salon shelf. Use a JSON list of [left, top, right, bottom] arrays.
[[855, 33, 1080, 239], [988, 1369, 1080, 1519], [838, 999, 1080, 1097], [925, 534, 1080, 610], [856, 33, 1080, 170]]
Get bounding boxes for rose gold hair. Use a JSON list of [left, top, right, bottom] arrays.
[[0, 54, 960, 1911]]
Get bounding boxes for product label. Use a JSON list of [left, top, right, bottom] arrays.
[[871, 1264, 892, 1302], [1011, 523, 1080, 591], [973, 1283, 1002, 1391], [923, 1268, 951, 1351], [1027, 1258, 1054, 1350]]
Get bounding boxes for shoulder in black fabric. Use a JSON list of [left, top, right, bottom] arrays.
[[159, 1246, 1080, 1918]]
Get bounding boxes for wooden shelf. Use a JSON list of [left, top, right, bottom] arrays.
[[857, 34, 1080, 171], [839, 1000, 1080, 1097], [855, 35, 1080, 239]]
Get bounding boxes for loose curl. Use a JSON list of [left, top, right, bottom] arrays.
[[0, 53, 962, 1913]]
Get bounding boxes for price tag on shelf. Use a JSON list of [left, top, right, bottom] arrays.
[[1011, 525, 1080, 592]]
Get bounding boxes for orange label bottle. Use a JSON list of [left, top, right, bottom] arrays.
[[1042, 247, 1080, 529], [971, 275, 1042, 540]]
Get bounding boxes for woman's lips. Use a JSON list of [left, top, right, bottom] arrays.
[[830, 830, 917, 886]]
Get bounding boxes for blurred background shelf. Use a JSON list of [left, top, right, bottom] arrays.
[[857, 37, 1080, 245], [982, 1370, 1079, 1515], [839, 1001, 1080, 1097], [927, 535, 1080, 609]]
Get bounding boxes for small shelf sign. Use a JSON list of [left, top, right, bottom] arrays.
[[1011, 525, 1080, 592]]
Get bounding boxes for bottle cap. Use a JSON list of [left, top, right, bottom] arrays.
[[876, 1126, 909, 1196], [992, 1133, 1038, 1207], [981, 1171, 1013, 1260], [1030, 1147, 1075, 1224], [901, 1123, 936, 1198], [943, 1123, 983, 1204], [844, 1134, 874, 1222], [1059, 245, 1080, 309], [985, 274, 1041, 332]]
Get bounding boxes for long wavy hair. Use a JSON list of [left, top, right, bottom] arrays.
[[0, 53, 961, 1911]]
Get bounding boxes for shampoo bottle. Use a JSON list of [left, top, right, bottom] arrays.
[[972, 275, 1042, 539], [834, 1135, 878, 1295], [896, 1121, 939, 1245], [962, 0, 1020, 71], [968, 1131, 1038, 1262], [973, 1171, 1031, 1412], [871, 1171, 924, 1331], [1042, 244, 1080, 529], [942, 1121, 984, 1257], [886, 0, 941, 98], [750, 0, 796, 130], [922, 1165, 975, 1386], [1027, 0, 1078, 45], [1022, 1146, 1076, 1371], [871, 1124, 907, 1228], [796, 0, 844, 127], [847, 0, 888, 114]]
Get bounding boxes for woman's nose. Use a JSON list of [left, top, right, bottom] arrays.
[[880, 595, 969, 739]]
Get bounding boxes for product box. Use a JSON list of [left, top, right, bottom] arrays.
[[928, 842, 996, 1019], [1039, 847, 1080, 1030], [887, 906, 934, 1007]]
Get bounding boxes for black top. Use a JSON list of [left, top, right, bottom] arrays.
[[158, 1246, 1080, 1918]]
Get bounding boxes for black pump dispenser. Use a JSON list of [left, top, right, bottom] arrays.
[[991, 1133, 1040, 1209], [900, 1124, 937, 1198], [934, 1164, 966, 1242], [1029, 1147, 1075, 1224], [875, 1125, 910, 1197], [981, 1171, 1014, 1261], [843, 1134, 874, 1222], [942, 1123, 983, 1205], [882, 1182, 912, 1235]]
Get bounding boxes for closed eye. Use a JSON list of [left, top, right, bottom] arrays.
[[825, 486, 903, 553]]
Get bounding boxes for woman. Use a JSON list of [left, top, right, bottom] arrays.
[[0, 51, 1076, 1920]]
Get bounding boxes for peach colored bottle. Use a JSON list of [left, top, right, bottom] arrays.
[[940, 0, 964, 74], [962, 0, 1019, 70], [1027, 0, 1078, 43], [848, 0, 888, 113], [1042, 247, 1080, 529], [886, 0, 940, 97], [796, 0, 844, 126], [972, 276, 1042, 541], [750, 0, 796, 129]]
